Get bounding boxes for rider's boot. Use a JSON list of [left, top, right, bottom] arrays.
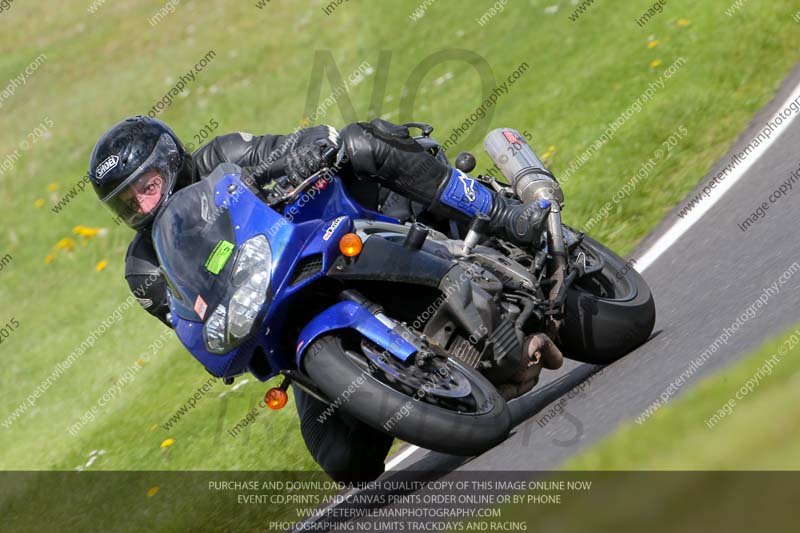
[[340, 119, 551, 247], [496, 333, 564, 401]]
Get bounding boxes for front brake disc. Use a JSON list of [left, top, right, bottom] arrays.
[[360, 340, 472, 399]]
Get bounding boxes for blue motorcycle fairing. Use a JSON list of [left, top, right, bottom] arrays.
[[161, 163, 404, 380], [295, 300, 417, 367], [281, 174, 398, 226], [172, 310, 245, 376]]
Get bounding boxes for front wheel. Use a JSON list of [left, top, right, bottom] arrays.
[[558, 233, 656, 364], [303, 334, 511, 456]]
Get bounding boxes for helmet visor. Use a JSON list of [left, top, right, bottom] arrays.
[[102, 134, 181, 229]]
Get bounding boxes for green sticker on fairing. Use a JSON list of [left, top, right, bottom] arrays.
[[205, 240, 235, 275]]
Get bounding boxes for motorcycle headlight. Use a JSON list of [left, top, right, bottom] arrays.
[[204, 305, 228, 354], [203, 235, 272, 354], [229, 269, 270, 339]]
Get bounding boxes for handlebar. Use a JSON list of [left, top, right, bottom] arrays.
[[279, 146, 342, 205]]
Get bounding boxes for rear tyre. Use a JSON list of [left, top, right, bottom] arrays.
[[303, 334, 511, 456], [558, 233, 656, 364]]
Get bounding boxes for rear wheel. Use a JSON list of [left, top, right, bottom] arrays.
[[303, 333, 511, 456], [558, 233, 656, 364]]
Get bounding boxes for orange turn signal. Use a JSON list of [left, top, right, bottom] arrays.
[[339, 233, 363, 257], [265, 387, 288, 410]]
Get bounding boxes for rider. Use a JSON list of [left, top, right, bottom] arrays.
[[88, 115, 560, 482]]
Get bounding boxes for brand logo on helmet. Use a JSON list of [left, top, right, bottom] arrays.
[[96, 155, 120, 179]]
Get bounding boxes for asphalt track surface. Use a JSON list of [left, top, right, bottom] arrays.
[[296, 64, 800, 530]]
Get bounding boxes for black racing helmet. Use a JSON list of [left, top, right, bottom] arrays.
[[89, 116, 193, 231]]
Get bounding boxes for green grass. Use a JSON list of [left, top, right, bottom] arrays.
[[0, 0, 797, 474], [564, 324, 800, 470]]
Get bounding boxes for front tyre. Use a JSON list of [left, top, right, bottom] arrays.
[[303, 334, 511, 456], [558, 233, 656, 364]]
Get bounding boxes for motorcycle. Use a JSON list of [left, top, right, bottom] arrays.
[[151, 126, 655, 455]]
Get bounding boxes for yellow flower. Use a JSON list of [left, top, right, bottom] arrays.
[[44, 253, 56, 265], [647, 40, 659, 49], [95, 259, 108, 272], [73, 226, 101, 239], [47, 183, 59, 192], [160, 438, 175, 449], [677, 18, 690, 27], [650, 59, 663, 69], [146, 486, 160, 498], [34, 198, 45, 208], [54, 238, 77, 252]]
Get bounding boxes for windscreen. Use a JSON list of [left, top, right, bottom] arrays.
[[152, 177, 237, 322]]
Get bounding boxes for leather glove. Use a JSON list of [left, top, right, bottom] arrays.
[[286, 141, 329, 185], [247, 125, 341, 190], [286, 126, 340, 185]]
